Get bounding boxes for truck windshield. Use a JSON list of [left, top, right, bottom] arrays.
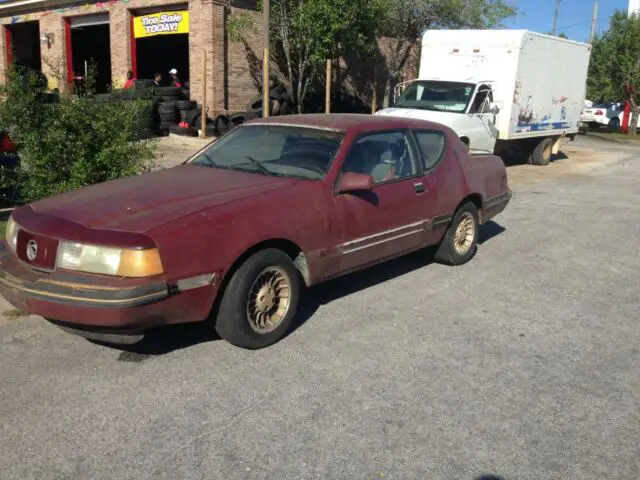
[[393, 81, 476, 113]]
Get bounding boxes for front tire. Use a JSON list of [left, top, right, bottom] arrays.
[[435, 202, 479, 266], [527, 137, 553, 166], [215, 249, 300, 349]]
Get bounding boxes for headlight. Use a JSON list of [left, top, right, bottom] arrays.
[[56, 242, 164, 277], [5, 216, 18, 252]]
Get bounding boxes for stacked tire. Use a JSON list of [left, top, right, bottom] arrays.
[[246, 81, 293, 117], [153, 86, 184, 135]]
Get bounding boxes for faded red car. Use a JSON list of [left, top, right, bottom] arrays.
[[0, 114, 510, 349]]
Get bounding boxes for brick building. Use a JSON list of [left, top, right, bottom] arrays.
[[0, 0, 265, 114]]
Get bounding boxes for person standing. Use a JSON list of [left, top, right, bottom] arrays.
[[169, 68, 182, 88], [153, 72, 162, 87], [123, 70, 136, 89]]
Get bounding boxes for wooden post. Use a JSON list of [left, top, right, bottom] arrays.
[[325, 59, 331, 114], [371, 80, 377, 114], [262, 0, 270, 118], [201, 50, 207, 137]]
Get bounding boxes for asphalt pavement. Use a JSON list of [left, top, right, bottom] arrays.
[[0, 136, 639, 480]]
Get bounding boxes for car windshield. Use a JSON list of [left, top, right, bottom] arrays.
[[393, 80, 476, 113], [190, 124, 344, 180]]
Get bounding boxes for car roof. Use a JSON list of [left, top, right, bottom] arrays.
[[244, 113, 448, 135]]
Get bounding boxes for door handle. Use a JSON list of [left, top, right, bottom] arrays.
[[414, 182, 426, 193]]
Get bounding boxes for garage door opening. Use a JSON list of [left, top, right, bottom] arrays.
[[68, 14, 111, 93], [132, 9, 189, 87], [7, 21, 42, 72], [135, 34, 188, 86]]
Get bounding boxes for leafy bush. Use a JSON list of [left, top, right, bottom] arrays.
[[0, 64, 156, 204]]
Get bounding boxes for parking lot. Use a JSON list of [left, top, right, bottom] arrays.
[[0, 135, 638, 480]]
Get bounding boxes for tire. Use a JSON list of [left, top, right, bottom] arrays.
[[155, 86, 182, 97], [279, 100, 293, 115], [247, 96, 262, 112], [434, 202, 479, 266], [158, 102, 177, 113], [169, 124, 198, 137], [215, 249, 301, 349], [118, 89, 152, 100], [609, 117, 621, 129], [133, 128, 156, 140], [527, 137, 553, 166], [176, 100, 197, 110], [215, 114, 231, 135], [160, 121, 176, 130], [184, 108, 201, 125], [135, 79, 155, 89]]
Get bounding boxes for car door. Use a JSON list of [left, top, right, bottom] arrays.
[[331, 130, 439, 275], [466, 84, 499, 154]]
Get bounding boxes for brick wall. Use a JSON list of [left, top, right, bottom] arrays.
[[0, 0, 416, 115]]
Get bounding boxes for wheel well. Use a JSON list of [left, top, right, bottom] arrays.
[[223, 239, 309, 288], [207, 239, 308, 326], [459, 193, 484, 224], [460, 136, 470, 146]]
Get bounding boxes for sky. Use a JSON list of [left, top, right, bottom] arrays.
[[507, 0, 629, 42]]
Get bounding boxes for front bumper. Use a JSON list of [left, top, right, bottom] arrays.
[[0, 243, 215, 340]]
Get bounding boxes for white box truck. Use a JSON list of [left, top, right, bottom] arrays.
[[375, 30, 592, 165]]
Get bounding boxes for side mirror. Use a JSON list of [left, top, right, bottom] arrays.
[[489, 102, 500, 114], [336, 172, 373, 194]]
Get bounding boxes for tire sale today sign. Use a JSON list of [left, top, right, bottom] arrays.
[[133, 11, 189, 38]]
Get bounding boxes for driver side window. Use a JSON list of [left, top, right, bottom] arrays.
[[469, 84, 493, 114], [341, 131, 417, 184]]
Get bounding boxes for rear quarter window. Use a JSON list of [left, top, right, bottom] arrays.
[[413, 130, 446, 170]]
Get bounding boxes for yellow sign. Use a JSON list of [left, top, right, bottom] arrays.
[[133, 11, 189, 38]]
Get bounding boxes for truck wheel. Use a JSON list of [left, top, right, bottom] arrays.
[[215, 249, 300, 349], [434, 202, 479, 266], [528, 137, 553, 166]]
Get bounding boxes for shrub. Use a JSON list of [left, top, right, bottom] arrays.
[[0, 64, 156, 204]]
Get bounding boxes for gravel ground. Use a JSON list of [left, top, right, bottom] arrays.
[[0, 136, 638, 480]]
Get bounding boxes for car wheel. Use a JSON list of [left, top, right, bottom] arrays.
[[527, 137, 553, 166], [215, 249, 301, 349], [435, 202, 479, 266], [609, 117, 621, 129]]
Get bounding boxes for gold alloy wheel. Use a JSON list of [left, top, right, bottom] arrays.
[[246, 266, 291, 334], [453, 212, 476, 255]]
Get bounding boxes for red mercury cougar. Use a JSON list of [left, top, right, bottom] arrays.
[[0, 114, 511, 349]]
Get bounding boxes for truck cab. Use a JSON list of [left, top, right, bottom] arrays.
[[376, 79, 500, 155]]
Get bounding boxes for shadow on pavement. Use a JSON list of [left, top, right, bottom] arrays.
[[99, 221, 506, 358], [290, 220, 506, 335], [474, 476, 507, 480]]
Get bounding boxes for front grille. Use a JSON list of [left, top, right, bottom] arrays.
[[16, 229, 59, 271]]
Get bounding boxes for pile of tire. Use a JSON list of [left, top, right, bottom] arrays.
[[92, 89, 157, 140], [246, 81, 293, 117]]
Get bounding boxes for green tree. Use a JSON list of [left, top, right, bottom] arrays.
[[231, 0, 386, 113], [0, 65, 156, 203], [378, 0, 517, 107], [587, 11, 640, 135]]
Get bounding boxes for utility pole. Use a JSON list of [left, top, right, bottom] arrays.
[[589, 0, 598, 43], [552, 0, 561, 36], [262, 0, 270, 118]]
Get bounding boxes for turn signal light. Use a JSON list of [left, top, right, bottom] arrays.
[[595, 110, 604, 115]]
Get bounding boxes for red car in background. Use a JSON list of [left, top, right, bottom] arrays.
[[0, 114, 510, 349]]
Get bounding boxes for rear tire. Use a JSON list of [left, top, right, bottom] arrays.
[[528, 137, 553, 166], [609, 117, 621, 130], [434, 202, 479, 266], [215, 249, 300, 349]]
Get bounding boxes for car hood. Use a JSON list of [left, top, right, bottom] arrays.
[[30, 165, 294, 233]]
